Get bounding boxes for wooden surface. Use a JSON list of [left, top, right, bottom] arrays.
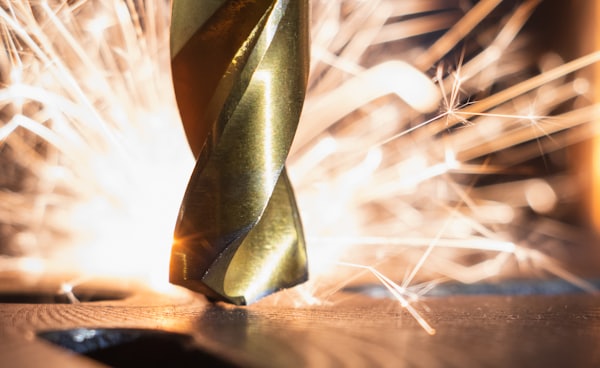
[[0, 274, 599, 367]]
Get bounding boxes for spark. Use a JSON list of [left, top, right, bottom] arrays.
[[337, 261, 436, 336], [0, 0, 598, 335], [59, 282, 79, 304]]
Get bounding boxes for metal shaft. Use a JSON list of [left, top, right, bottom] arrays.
[[169, 0, 309, 305]]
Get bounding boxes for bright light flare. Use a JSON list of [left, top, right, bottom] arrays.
[[0, 0, 193, 291]]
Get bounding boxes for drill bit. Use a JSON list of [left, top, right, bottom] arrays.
[[169, 0, 309, 305]]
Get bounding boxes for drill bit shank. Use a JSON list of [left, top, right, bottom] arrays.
[[169, 0, 309, 305]]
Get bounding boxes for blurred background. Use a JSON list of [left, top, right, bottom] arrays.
[[0, 0, 599, 299]]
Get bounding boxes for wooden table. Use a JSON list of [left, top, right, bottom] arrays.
[[0, 273, 598, 367]]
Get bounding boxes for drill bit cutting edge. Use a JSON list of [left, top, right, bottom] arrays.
[[169, 0, 309, 305]]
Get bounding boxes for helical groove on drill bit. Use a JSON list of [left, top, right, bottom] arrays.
[[169, 0, 309, 305]]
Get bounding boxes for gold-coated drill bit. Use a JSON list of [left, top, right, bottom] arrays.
[[169, 0, 309, 305]]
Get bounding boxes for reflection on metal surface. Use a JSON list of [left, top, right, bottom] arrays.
[[169, 0, 309, 305]]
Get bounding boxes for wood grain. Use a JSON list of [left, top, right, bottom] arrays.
[[0, 273, 599, 367]]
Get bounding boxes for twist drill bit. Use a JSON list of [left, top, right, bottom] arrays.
[[169, 0, 309, 305]]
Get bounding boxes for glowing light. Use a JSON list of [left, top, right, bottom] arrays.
[[525, 179, 557, 214], [0, 0, 193, 291], [85, 14, 113, 38]]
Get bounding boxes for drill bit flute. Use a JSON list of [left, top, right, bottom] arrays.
[[169, 0, 309, 305]]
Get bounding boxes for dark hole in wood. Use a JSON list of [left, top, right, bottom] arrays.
[[0, 289, 129, 304], [38, 328, 238, 368]]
